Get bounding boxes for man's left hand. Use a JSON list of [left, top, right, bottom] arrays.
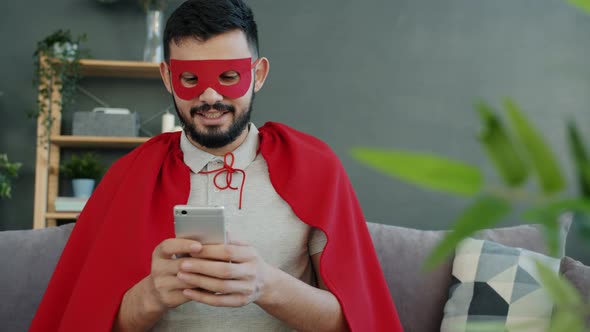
[[176, 239, 274, 307]]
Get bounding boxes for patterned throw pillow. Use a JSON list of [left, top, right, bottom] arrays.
[[441, 238, 561, 332]]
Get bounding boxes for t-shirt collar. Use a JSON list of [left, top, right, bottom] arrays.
[[180, 123, 260, 173]]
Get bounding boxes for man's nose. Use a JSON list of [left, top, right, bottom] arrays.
[[199, 87, 224, 104]]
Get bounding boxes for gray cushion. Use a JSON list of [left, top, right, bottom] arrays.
[[367, 218, 571, 332], [440, 238, 560, 332], [0, 223, 75, 332]]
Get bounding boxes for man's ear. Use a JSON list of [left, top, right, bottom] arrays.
[[253, 57, 270, 93], [160, 61, 173, 94]]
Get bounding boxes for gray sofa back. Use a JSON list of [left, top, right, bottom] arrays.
[[0, 223, 74, 332], [1, 222, 588, 332], [367, 221, 590, 332]]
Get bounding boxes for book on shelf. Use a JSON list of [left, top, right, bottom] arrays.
[[54, 197, 88, 212]]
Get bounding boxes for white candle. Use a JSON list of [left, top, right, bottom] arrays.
[[161, 112, 175, 133]]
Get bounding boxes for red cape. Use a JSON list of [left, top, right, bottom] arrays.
[[30, 122, 403, 332]]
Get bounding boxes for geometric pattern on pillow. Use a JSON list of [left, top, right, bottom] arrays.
[[441, 238, 561, 332]]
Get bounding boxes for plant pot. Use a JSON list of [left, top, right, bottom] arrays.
[[72, 178, 95, 198]]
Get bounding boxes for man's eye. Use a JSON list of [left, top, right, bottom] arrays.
[[181, 75, 198, 87], [219, 71, 240, 85]]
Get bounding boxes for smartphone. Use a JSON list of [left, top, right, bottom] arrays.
[[173, 205, 226, 244]]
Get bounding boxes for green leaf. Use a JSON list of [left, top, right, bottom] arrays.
[[521, 199, 590, 257], [0, 182, 11, 199], [567, 122, 590, 198], [568, 0, 590, 16], [542, 214, 561, 257], [424, 195, 511, 269], [476, 101, 529, 187], [567, 121, 590, 162], [525, 200, 590, 250], [524, 199, 590, 221], [535, 261, 584, 307], [0, 154, 20, 200], [350, 148, 483, 197], [523, 206, 560, 257], [463, 322, 507, 332], [504, 98, 565, 195], [581, 163, 590, 197], [548, 310, 587, 332]]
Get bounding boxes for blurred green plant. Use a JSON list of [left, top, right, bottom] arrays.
[[0, 154, 22, 199], [350, 98, 590, 331], [568, 0, 590, 14], [59, 153, 105, 180], [352, 98, 590, 265], [356, 0, 590, 330]]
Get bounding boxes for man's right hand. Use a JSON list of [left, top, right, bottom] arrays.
[[148, 238, 203, 310], [113, 238, 202, 332]]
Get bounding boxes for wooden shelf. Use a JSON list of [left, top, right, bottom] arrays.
[[34, 57, 159, 229], [79, 59, 161, 79], [51, 135, 150, 148], [46, 212, 79, 220]]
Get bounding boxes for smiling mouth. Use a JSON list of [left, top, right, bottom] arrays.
[[199, 111, 225, 119]]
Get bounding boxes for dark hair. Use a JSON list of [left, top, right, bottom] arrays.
[[163, 0, 259, 61]]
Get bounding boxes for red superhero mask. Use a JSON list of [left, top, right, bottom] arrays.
[[170, 57, 259, 100]]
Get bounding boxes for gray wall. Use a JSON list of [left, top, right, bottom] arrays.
[[0, 0, 588, 264]]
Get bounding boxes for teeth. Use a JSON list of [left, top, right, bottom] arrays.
[[203, 112, 222, 119]]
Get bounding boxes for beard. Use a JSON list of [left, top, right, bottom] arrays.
[[172, 94, 254, 149]]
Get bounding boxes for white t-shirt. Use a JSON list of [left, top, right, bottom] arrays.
[[151, 124, 327, 331]]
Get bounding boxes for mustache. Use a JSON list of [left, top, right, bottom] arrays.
[[190, 102, 235, 116]]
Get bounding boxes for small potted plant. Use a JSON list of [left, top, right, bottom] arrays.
[[60, 153, 105, 198], [32, 29, 89, 141], [0, 154, 22, 199]]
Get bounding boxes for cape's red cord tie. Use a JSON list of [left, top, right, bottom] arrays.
[[199, 152, 246, 209]]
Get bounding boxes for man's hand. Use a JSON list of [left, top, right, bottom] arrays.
[[115, 237, 348, 332], [113, 238, 204, 331], [176, 239, 273, 307], [148, 238, 205, 310]]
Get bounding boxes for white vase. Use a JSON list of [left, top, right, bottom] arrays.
[[72, 179, 95, 198], [143, 10, 164, 63]]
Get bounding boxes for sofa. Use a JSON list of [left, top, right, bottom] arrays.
[[0, 221, 588, 332]]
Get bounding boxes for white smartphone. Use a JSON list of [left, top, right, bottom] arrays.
[[173, 205, 226, 244]]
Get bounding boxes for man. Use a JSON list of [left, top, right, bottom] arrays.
[[30, 1, 403, 331]]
